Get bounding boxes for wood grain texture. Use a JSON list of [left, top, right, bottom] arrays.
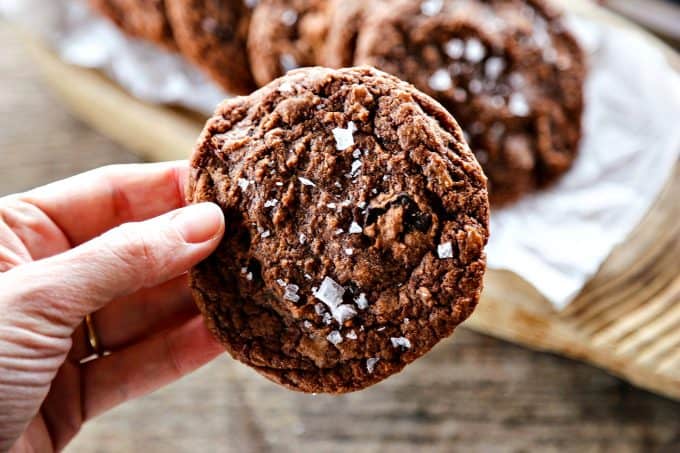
[[1, 2, 679, 451], [468, 165, 680, 400]]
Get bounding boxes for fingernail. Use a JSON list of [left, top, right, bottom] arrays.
[[172, 203, 224, 244]]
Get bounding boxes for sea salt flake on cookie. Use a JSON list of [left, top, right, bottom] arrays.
[[299, 177, 316, 186], [284, 283, 301, 302], [508, 93, 530, 116], [334, 304, 358, 324], [349, 222, 363, 234], [355, 293, 369, 310], [428, 69, 452, 92], [237, 178, 251, 190], [350, 160, 362, 177], [391, 337, 412, 349], [485, 57, 505, 79], [445, 39, 465, 59], [281, 9, 298, 26], [465, 38, 486, 63], [438, 242, 453, 259], [327, 331, 343, 345], [420, 0, 443, 16], [314, 277, 357, 324], [332, 121, 357, 150], [315, 277, 344, 306], [366, 358, 380, 373]]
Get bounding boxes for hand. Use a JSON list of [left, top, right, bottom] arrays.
[[0, 162, 225, 452]]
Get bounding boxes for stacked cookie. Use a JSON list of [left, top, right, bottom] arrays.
[[91, 0, 585, 204]]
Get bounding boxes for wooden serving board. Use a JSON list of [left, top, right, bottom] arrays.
[[25, 0, 680, 400]]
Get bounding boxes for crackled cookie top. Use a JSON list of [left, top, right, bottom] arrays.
[[187, 66, 489, 393], [353, 0, 585, 205]]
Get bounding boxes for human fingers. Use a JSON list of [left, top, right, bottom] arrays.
[[12, 161, 189, 248], [1, 202, 224, 339], [68, 275, 198, 361], [80, 316, 222, 420], [0, 197, 71, 264]]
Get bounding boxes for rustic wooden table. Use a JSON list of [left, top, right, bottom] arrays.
[[1, 21, 678, 453]]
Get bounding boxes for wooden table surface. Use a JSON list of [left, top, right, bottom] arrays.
[[1, 21, 678, 453]]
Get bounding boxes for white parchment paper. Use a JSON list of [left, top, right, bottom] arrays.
[[2, 0, 679, 309]]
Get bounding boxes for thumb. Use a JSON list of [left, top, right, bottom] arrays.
[[2, 202, 224, 333]]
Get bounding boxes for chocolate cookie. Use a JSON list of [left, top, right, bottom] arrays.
[[165, 0, 256, 94], [187, 66, 489, 393], [89, 0, 177, 50], [247, 0, 330, 87], [351, 0, 585, 205]]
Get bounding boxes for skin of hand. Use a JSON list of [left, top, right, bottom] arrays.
[[0, 161, 226, 453]]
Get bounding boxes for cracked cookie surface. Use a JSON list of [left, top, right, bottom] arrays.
[[187, 66, 489, 393]]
